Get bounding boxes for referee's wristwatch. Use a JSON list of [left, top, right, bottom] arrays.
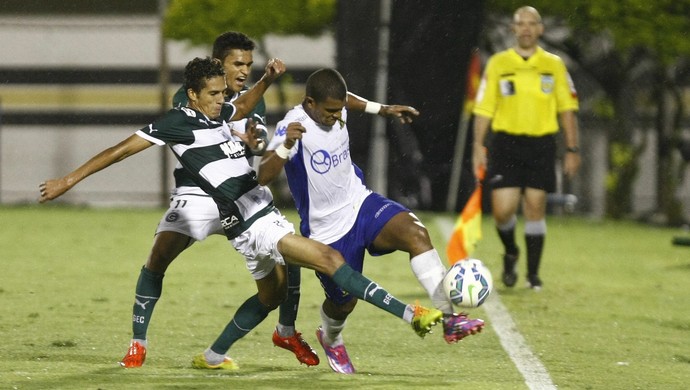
[[566, 146, 580, 153]]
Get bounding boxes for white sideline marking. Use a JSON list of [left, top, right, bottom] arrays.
[[436, 217, 556, 390]]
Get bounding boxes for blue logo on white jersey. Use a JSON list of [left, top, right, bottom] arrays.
[[311, 150, 332, 173], [310, 148, 351, 174], [276, 125, 288, 136]]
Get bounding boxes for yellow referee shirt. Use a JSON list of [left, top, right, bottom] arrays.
[[473, 47, 578, 136]]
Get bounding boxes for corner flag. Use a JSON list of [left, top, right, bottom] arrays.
[[446, 165, 484, 264]]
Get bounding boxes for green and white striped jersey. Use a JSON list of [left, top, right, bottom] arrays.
[[136, 106, 275, 238], [171, 86, 267, 189]]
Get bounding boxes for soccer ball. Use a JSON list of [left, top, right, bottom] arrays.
[[442, 259, 493, 308]]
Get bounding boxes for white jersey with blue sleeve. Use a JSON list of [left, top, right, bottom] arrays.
[[268, 104, 372, 244]]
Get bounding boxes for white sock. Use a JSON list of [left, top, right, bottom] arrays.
[[410, 249, 454, 314], [131, 338, 147, 348], [403, 305, 415, 323], [203, 348, 226, 365], [276, 323, 295, 337], [319, 305, 346, 346]]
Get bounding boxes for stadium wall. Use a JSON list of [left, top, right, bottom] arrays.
[[0, 16, 332, 207]]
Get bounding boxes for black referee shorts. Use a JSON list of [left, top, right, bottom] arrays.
[[487, 132, 557, 192]]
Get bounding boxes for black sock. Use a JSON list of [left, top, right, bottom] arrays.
[[497, 226, 519, 255], [525, 234, 545, 276]]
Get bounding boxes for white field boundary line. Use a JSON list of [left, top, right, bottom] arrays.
[[436, 217, 556, 390]]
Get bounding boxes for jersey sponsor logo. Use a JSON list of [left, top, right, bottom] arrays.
[[220, 140, 246, 159], [310, 150, 332, 173], [221, 215, 239, 228], [310, 147, 351, 174], [541, 74, 555, 93]]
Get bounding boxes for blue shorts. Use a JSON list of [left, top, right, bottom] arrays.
[[315, 192, 409, 305]]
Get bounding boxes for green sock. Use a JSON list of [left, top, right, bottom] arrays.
[[210, 294, 272, 354], [331, 264, 407, 319], [132, 266, 164, 340], [278, 264, 301, 328]]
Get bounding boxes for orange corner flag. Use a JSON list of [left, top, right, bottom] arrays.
[[447, 166, 484, 264]]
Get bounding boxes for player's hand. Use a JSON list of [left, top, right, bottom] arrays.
[[284, 122, 305, 149], [39, 178, 70, 203], [263, 58, 286, 84], [563, 152, 581, 178], [231, 119, 263, 151], [380, 105, 419, 124]]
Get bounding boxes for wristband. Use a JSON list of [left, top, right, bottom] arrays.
[[364, 101, 382, 115], [566, 146, 580, 153], [275, 144, 292, 159]]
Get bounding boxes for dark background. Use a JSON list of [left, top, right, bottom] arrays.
[[338, 0, 485, 211]]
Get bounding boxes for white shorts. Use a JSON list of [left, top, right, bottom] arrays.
[[231, 210, 295, 280], [155, 192, 223, 242]]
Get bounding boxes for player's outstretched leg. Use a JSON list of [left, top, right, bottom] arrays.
[[411, 303, 444, 337], [442, 313, 485, 343]]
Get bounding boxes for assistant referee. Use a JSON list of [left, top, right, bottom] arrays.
[[471, 5, 580, 291]]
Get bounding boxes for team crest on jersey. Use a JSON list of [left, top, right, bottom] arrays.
[[541, 74, 555, 93]]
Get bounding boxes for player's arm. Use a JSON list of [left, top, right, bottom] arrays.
[[346, 92, 419, 124], [230, 58, 286, 121], [257, 122, 305, 186], [472, 114, 492, 180], [559, 110, 581, 178], [39, 134, 153, 203]]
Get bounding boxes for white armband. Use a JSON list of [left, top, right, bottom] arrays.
[[275, 144, 292, 159], [364, 101, 382, 115]]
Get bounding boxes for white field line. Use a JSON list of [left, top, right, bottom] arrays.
[[436, 217, 556, 390]]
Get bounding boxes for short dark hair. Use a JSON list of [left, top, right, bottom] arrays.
[[212, 31, 256, 62], [305, 68, 348, 103], [183, 57, 225, 94]]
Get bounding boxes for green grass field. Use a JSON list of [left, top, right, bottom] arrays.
[[2, 205, 689, 389]]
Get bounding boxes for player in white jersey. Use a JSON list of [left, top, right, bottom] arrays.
[[39, 57, 446, 371], [259, 68, 485, 374]]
